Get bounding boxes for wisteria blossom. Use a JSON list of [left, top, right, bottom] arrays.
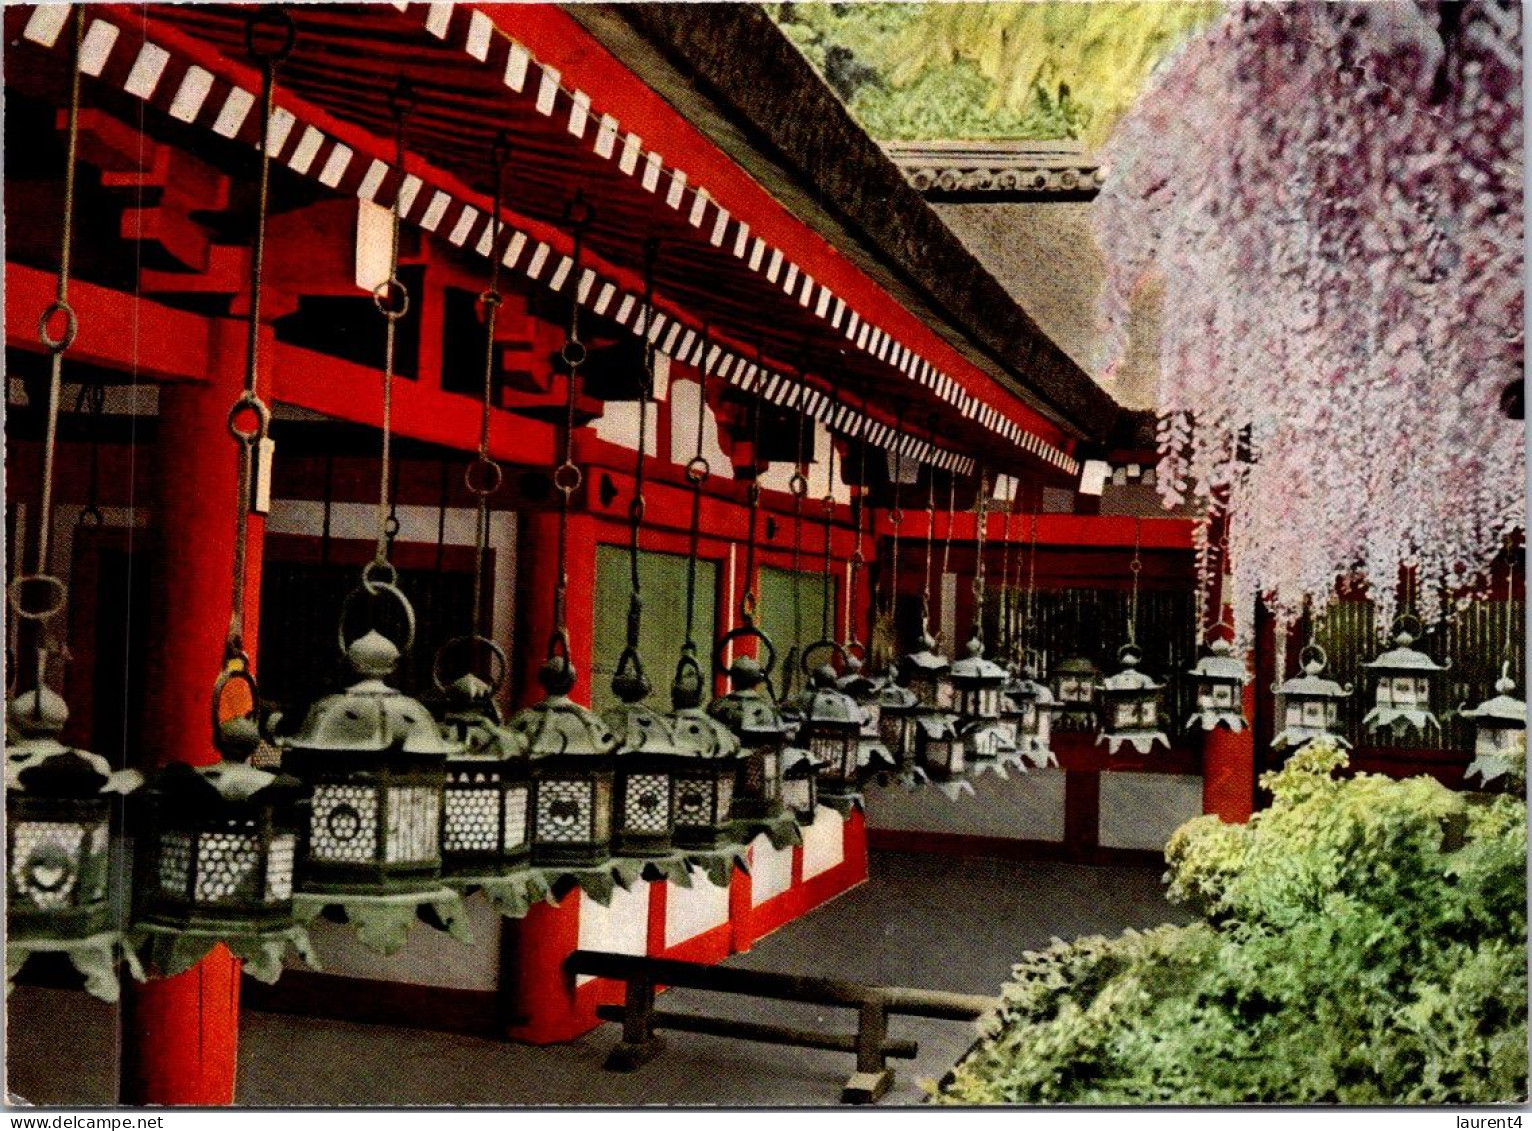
[[1094, 1, 1524, 643]]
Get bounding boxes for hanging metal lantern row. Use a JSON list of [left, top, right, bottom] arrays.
[[1098, 644, 1169, 755], [876, 682, 922, 770], [606, 699, 684, 858], [782, 747, 821, 824], [1186, 637, 1248, 732], [1049, 655, 1101, 730], [1462, 662, 1527, 785], [1001, 652, 1060, 768], [794, 663, 865, 798], [1272, 642, 1353, 751], [7, 690, 140, 945], [281, 589, 458, 895], [950, 633, 1014, 766], [711, 650, 790, 821], [668, 692, 745, 851], [1361, 619, 1450, 737], [434, 642, 532, 876]]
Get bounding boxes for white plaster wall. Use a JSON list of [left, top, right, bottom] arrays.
[[664, 870, 731, 949], [863, 769, 1067, 843], [800, 806, 845, 880], [668, 375, 734, 479], [750, 833, 794, 907], [1097, 771, 1203, 851], [575, 879, 651, 986]]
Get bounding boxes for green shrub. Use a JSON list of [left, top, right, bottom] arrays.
[[935, 740, 1528, 1104]]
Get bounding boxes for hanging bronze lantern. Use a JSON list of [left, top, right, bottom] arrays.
[[507, 655, 620, 869], [901, 632, 954, 712], [837, 652, 894, 778], [1187, 637, 1248, 732], [435, 641, 532, 876], [711, 647, 790, 822], [1361, 620, 1449, 737], [7, 689, 139, 944], [1098, 644, 1170, 755], [1002, 651, 1059, 767], [281, 584, 459, 894], [1272, 642, 1353, 751], [951, 633, 1012, 765], [914, 713, 965, 780], [794, 663, 865, 798], [668, 657, 745, 851], [876, 681, 922, 769], [1049, 655, 1101, 730], [1462, 663, 1527, 785], [605, 691, 683, 858], [782, 747, 821, 823]]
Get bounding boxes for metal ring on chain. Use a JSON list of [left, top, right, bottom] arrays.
[[560, 339, 588, 370], [478, 289, 502, 312], [739, 590, 758, 622], [211, 660, 267, 755], [889, 507, 904, 527], [373, 276, 410, 320], [464, 457, 503, 498], [552, 461, 583, 495], [800, 637, 847, 674], [1130, 559, 1143, 574], [684, 456, 710, 484], [338, 578, 416, 658], [227, 391, 272, 443], [76, 505, 103, 529], [788, 473, 809, 498], [432, 633, 508, 695], [361, 557, 399, 591], [628, 497, 646, 526], [244, 4, 297, 62], [384, 514, 402, 540], [38, 301, 78, 353], [713, 624, 777, 678], [7, 574, 66, 622]]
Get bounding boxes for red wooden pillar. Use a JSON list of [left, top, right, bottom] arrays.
[[502, 896, 586, 1044], [728, 851, 753, 954], [1203, 680, 1256, 823], [122, 322, 264, 1105]]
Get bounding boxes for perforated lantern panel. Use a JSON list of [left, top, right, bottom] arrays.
[[503, 786, 529, 852], [155, 830, 194, 900], [265, 834, 296, 902], [310, 784, 379, 864], [11, 821, 88, 910], [444, 787, 501, 854], [537, 778, 595, 844], [674, 777, 714, 827], [623, 773, 672, 835], [193, 830, 263, 905], [384, 786, 441, 864]]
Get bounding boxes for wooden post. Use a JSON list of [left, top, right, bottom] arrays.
[[605, 975, 664, 1071], [843, 997, 894, 1104]]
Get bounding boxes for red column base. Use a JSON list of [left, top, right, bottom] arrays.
[[120, 949, 242, 1106]]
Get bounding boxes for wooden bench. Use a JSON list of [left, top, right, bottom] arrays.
[[566, 949, 995, 1104]]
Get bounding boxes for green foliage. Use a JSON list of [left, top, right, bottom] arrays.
[[768, 2, 1218, 144], [937, 740, 1529, 1104]]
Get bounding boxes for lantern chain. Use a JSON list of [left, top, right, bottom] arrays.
[[1127, 517, 1143, 648], [10, 6, 87, 700], [675, 292, 712, 704], [921, 473, 936, 639], [884, 408, 906, 629], [998, 483, 1015, 655], [845, 392, 868, 657], [972, 467, 989, 644], [1022, 512, 1039, 661], [467, 133, 510, 642], [820, 392, 838, 646], [613, 244, 663, 703], [738, 342, 765, 628], [370, 77, 414, 585], [785, 360, 811, 698], [549, 192, 592, 666], [210, 5, 293, 746]]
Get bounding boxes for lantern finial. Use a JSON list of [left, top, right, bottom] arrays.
[[349, 629, 401, 678]]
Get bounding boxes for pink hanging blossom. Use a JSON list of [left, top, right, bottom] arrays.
[[1095, 1, 1523, 643]]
